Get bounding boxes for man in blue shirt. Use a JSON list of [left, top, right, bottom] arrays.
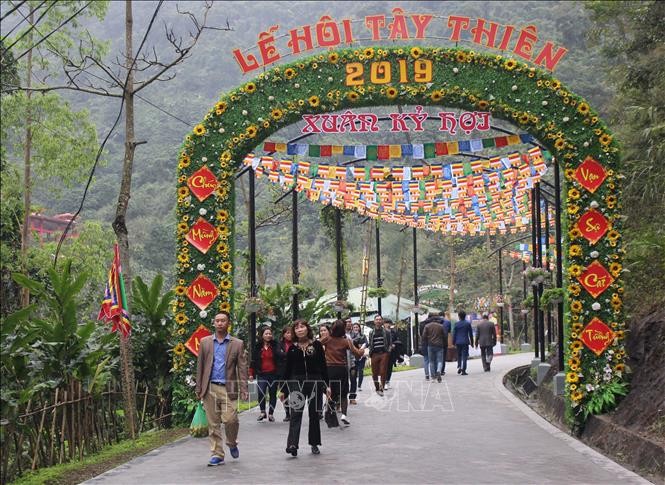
[[453, 310, 474, 375], [196, 312, 249, 466]]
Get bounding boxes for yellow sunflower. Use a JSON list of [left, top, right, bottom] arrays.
[[284, 68, 296, 79], [430, 90, 444, 102], [308, 95, 320, 108], [363, 47, 374, 58], [220, 279, 232, 290], [504, 59, 517, 70], [554, 138, 566, 150], [568, 204, 580, 216], [599, 133, 613, 146], [216, 186, 228, 198], [568, 264, 583, 278], [215, 101, 227, 115], [571, 390, 584, 401], [570, 300, 583, 313], [177, 186, 190, 198], [607, 230, 620, 242], [477, 100, 489, 109], [564, 168, 575, 180], [220, 301, 231, 312], [177, 253, 189, 264], [244, 82, 257, 94], [577, 102, 590, 116], [568, 284, 581, 297], [569, 227, 582, 240], [193, 124, 206, 136], [175, 312, 188, 325], [177, 222, 188, 234], [328, 52, 339, 63], [410, 47, 423, 59], [217, 242, 229, 254], [173, 343, 186, 356], [572, 322, 583, 333], [218, 226, 230, 238], [519, 113, 530, 124], [270, 108, 284, 121], [455, 51, 468, 63], [551, 80, 561, 89], [568, 245, 582, 257], [216, 209, 229, 222], [609, 262, 622, 277], [246, 125, 258, 138], [386, 86, 398, 99], [263, 120, 270, 128], [567, 188, 580, 200], [220, 261, 232, 273], [177, 327, 186, 336], [347, 91, 359, 101], [566, 372, 579, 383], [220, 151, 232, 163], [175, 285, 187, 296], [571, 340, 583, 351]]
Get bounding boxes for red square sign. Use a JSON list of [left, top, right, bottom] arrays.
[[186, 217, 219, 254], [187, 166, 219, 202], [185, 324, 212, 357], [578, 261, 615, 299], [573, 156, 606, 193], [576, 209, 610, 245], [580, 317, 615, 356], [186, 274, 219, 310]]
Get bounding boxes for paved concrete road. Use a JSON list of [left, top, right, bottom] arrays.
[[83, 353, 649, 485]]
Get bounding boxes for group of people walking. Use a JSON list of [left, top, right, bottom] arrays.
[[194, 309, 493, 466], [194, 311, 402, 464], [420, 310, 498, 380]]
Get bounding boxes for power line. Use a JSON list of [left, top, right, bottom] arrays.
[[54, 1, 164, 264], [1, 0, 49, 46], [13, 1, 93, 62], [0, 0, 27, 21]]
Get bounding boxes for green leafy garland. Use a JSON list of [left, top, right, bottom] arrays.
[[173, 46, 625, 426]]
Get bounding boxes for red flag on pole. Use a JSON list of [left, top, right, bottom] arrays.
[[98, 243, 131, 336]]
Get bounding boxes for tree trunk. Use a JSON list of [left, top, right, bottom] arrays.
[[448, 237, 455, 316], [111, 0, 137, 439], [20, 9, 35, 308]]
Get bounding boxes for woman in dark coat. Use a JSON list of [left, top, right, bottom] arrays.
[[277, 325, 294, 421], [284, 319, 329, 456]]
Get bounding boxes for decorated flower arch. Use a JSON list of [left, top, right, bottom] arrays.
[[172, 46, 625, 425]]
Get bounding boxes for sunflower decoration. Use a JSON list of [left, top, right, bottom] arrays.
[[572, 322, 583, 334], [503, 59, 517, 70], [216, 209, 229, 222], [308, 95, 320, 108], [219, 151, 232, 163], [177, 222, 188, 234], [218, 226, 230, 238], [346, 91, 359, 102], [577, 102, 590, 116], [570, 300, 583, 314], [614, 363, 625, 373], [607, 229, 620, 244], [599, 133, 613, 146], [220, 279, 232, 290], [568, 244, 582, 257], [179, 154, 191, 168], [220, 301, 231, 312], [455, 51, 468, 63], [175, 285, 187, 296], [215, 101, 227, 115], [568, 264, 583, 278], [410, 47, 423, 59], [177, 253, 189, 264], [609, 262, 622, 277], [216, 242, 229, 254], [519, 113, 530, 124], [386, 86, 399, 99], [216, 186, 228, 198], [569, 227, 582, 240], [244, 82, 257, 94], [430, 90, 444, 102], [270, 108, 284, 121], [567, 188, 581, 200], [568, 283, 581, 297], [571, 390, 584, 402], [567, 204, 580, 216], [554, 138, 566, 150], [193, 124, 207, 136], [566, 372, 579, 383], [220, 261, 232, 273], [246, 125, 258, 138], [363, 47, 374, 59], [551, 79, 561, 90], [177, 186, 190, 199], [175, 312, 188, 325], [173, 343, 186, 356], [284, 68, 297, 80], [564, 168, 575, 180], [177, 327, 186, 336], [477, 100, 489, 109], [328, 52, 339, 63]]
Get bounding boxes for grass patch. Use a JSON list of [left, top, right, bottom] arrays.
[[11, 401, 259, 485], [363, 365, 417, 377]]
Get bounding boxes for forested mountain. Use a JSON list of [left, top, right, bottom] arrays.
[[3, 1, 622, 306]]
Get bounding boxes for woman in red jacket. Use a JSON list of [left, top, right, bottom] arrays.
[[250, 326, 283, 422]]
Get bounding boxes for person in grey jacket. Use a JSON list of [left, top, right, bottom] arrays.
[[421, 314, 448, 382], [475, 313, 497, 372]]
